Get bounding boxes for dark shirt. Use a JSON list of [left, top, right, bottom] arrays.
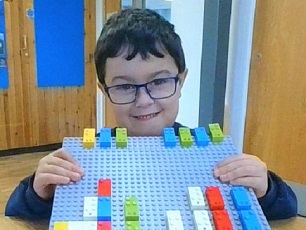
[[5, 122, 297, 220]]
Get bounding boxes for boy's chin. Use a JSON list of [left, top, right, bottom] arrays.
[[129, 126, 162, 137]]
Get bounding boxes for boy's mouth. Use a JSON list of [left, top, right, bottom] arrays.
[[133, 112, 160, 121]]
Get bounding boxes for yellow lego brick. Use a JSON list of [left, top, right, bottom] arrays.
[[83, 128, 96, 148], [54, 222, 69, 230]]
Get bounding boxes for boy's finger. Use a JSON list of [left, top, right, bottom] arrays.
[[42, 164, 82, 182], [219, 165, 260, 182], [214, 157, 255, 177], [39, 172, 71, 185], [48, 157, 84, 175], [217, 154, 246, 167], [52, 148, 79, 165], [229, 176, 261, 188]]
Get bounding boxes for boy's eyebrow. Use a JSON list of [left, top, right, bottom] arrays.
[[111, 70, 173, 83]]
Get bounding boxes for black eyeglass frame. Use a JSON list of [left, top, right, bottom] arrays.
[[103, 76, 180, 105]]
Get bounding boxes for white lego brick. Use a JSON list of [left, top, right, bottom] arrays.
[[82, 221, 98, 230], [166, 210, 184, 230], [188, 186, 206, 210], [193, 210, 213, 230], [68, 221, 84, 230], [83, 196, 98, 221]]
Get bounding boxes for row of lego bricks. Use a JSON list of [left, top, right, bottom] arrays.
[[54, 221, 110, 230], [187, 186, 261, 230], [81, 196, 141, 230], [83, 123, 225, 149]]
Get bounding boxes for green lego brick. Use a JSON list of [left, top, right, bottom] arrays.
[[125, 197, 139, 221], [178, 127, 193, 147], [208, 123, 224, 143], [126, 221, 141, 230], [116, 128, 128, 147]]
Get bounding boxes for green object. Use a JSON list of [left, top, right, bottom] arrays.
[[208, 123, 224, 143], [116, 128, 128, 147], [125, 221, 141, 230], [178, 127, 193, 147], [125, 197, 139, 221]]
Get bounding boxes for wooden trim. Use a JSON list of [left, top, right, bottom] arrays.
[[0, 143, 61, 157]]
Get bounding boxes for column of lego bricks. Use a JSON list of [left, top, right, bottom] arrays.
[[204, 186, 233, 230], [124, 197, 141, 229], [230, 186, 262, 229]]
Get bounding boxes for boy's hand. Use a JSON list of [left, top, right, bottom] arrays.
[[214, 154, 268, 198], [33, 148, 84, 200]]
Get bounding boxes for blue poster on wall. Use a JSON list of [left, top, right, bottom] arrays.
[[0, 0, 9, 89], [34, 0, 85, 87]]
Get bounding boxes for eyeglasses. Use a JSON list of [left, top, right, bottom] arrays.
[[104, 76, 179, 105]]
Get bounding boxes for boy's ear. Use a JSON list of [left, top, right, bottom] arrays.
[[97, 81, 106, 95], [178, 69, 188, 86]]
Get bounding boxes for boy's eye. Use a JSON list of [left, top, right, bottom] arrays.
[[114, 84, 135, 91], [151, 78, 169, 86]]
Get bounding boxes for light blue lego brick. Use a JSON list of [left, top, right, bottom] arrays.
[[239, 210, 262, 230], [99, 128, 111, 148], [194, 127, 209, 147], [163, 127, 176, 147], [49, 136, 271, 230], [98, 197, 111, 221], [230, 186, 252, 210]]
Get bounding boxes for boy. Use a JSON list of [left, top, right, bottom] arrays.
[[5, 8, 297, 221]]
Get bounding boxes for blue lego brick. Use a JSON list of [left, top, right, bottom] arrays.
[[194, 127, 209, 147], [239, 210, 262, 230], [49, 136, 271, 230], [98, 197, 111, 221], [230, 186, 252, 210], [163, 127, 176, 147], [99, 128, 111, 148]]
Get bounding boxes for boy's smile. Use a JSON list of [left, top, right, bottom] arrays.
[[100, 51, 186, 136]]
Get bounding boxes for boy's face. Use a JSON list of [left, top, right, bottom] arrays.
[[99, 51, 186, 136]]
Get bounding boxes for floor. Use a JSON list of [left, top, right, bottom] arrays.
[[0, 152, 49, 216]]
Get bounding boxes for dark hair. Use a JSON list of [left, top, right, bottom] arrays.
[[94, 8, 186, 85]]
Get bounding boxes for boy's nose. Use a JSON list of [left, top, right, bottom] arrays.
[[135, 87, 154, 107]]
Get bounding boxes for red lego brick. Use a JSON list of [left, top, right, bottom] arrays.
[[205, 186, 224, 210], [97, 221, 112, 230], [98, 179, 111, 197], [212, 210, 233, 230]]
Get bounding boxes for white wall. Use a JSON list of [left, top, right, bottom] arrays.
[[171, 0, 204, 128], [224, 0, 256, 152]]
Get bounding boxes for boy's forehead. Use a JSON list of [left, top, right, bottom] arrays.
[[104, 52, 178, 80]]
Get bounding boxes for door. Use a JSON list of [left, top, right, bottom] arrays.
[[244, 0, 306, 184], [0, 0, 97, 150]]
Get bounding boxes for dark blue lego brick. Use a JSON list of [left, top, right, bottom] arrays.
[[230, 186, 252, 210], [239, 209, 262, 230], [163, 127, 176, 147], [99, 128, 111, 148], [98, 197, 111, 221], [194, 127, 209, 147]]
